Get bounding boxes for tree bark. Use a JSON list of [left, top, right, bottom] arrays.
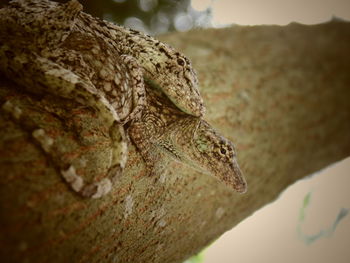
[[0, 21, 349, 263]]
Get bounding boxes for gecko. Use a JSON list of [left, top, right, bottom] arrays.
[[0, 0, 247, 197], [128, 84, 247, 193]]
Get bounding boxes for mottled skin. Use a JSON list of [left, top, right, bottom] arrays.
[[0, 0, 142, 197], [0, 0, 144, 125], [80, 13, 205, 117], [129, 86, 247, 193], [0, 0, 204, 117], [0, 0, 247, 195]]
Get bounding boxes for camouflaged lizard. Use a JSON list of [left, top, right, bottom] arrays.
[[129, 85, 247, 193], [0, 0, 247, 196]]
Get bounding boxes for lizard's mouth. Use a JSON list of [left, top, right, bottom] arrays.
[[158, 142, 183, 162]]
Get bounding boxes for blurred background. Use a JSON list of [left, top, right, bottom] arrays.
[[1, 0, 350, 34], [0, 0, 348, 262], [201, 157, 350, 263]]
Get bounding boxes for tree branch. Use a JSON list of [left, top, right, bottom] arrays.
[[1, 21, 349, 262]]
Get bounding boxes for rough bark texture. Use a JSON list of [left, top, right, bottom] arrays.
[[1, 21, 350, 263]]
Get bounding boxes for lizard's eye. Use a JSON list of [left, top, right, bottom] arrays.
[[220, 148, 226, 154], [177, 57, 185, 66]]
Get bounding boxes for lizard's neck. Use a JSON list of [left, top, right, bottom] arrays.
[[157, 117, 207, 172]]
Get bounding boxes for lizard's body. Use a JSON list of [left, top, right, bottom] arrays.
[[0, 0, 247, 196]]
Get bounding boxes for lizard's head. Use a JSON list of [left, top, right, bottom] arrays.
[[162, 118, 247, 193], [183, 120, 247, 193], [193, 121, 247, 193], [138, 40, 205, 117]]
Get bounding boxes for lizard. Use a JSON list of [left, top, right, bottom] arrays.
[[0, 0, 205, 119], [128, 84, 247, 193], [0, 0, 247, 196]]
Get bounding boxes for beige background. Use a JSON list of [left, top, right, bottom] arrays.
[[192, 0, 350, 26], [204, 158, 350, 263]]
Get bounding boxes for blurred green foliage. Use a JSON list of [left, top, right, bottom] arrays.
[[184, 252, 205, 263], [0, 0, 212, 35], [297, 192, 349, 245]]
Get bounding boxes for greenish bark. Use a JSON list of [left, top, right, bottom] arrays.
[[1, 21, 350, 263]]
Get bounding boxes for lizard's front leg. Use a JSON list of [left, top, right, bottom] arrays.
[[128, 115, 166, 176]]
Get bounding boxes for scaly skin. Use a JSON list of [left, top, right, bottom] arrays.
[[0, 0, 204, 122], [129, 86, 247, 193], [0, 0, 145, 125], [80, 13, 205, 117], [0, 0, 138, 197], [0, 0, 246, 195]]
